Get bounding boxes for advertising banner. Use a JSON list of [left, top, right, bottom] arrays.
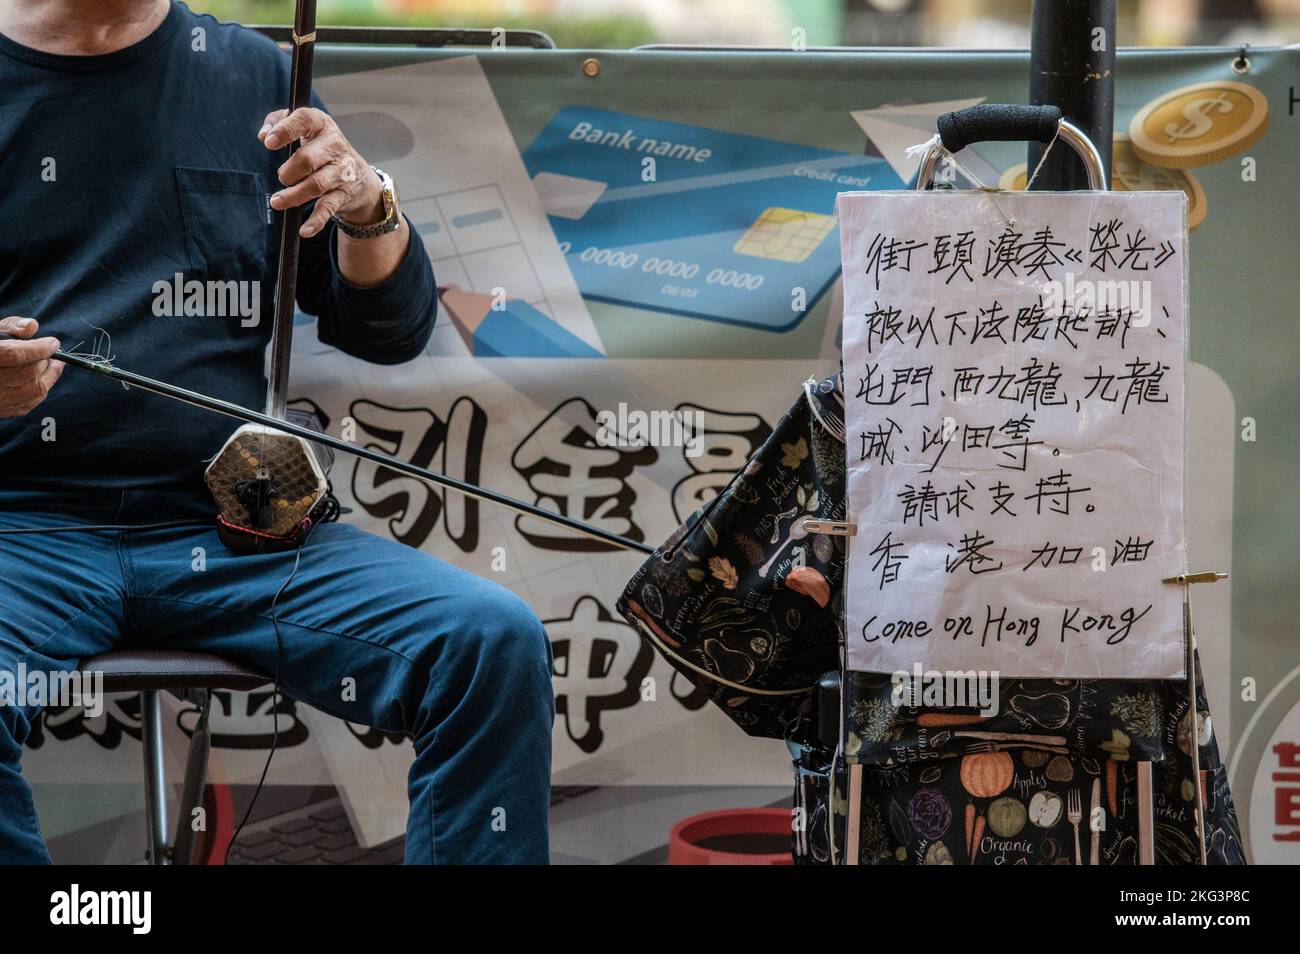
[[24, 42, 1299, 864]]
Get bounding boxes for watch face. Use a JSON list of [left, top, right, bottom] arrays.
[[375, 167, 398, 214]]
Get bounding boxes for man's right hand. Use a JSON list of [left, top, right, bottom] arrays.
[[0, 317, 64, 419]]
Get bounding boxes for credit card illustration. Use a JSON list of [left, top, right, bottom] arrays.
[[523, 107, 904, 332]]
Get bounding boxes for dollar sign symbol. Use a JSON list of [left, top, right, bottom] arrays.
[[1163, 92, 1232, 143]]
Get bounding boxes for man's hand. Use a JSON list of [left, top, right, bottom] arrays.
[[0, 317, 64, 419], [259, 107, 409, 288], [259, 107, 384, 239]]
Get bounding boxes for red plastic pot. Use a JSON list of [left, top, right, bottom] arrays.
[[668, 808, 793, 865]]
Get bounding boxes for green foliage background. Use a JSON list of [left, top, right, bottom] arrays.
[[188, 1, 658, 49]]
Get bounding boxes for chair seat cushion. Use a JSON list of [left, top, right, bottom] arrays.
[[80, 649, 269, 693]]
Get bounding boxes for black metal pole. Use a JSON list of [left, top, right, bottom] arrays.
[[1028, 0, 1116, 190]]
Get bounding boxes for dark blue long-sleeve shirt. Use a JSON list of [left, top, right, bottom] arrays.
[[0, 2, 436, 516]]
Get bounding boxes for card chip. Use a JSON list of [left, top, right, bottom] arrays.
[[733, 207, 837, 263]]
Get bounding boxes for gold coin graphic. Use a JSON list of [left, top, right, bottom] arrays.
[[997, 134, 1205, 231], [1111, 134, 1207, 231], [1129, 80, 1268, 168], [998, 163, 1028, 192]]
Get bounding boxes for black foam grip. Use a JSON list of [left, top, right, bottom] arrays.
[[936, 104, 1063, 153]]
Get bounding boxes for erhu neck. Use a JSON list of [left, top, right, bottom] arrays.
[[263, 0, 318, 420]]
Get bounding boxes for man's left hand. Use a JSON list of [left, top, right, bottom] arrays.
[[259, 107, 382, 238]]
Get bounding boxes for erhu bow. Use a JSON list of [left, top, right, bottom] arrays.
[[1, 0, 652, 557], [17, 346, 649, 554]]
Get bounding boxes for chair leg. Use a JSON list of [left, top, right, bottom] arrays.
[[141, 689, 169, 865], [172, 690, 212, 866]]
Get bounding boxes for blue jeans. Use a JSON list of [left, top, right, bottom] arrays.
[[0, 501, 554, 864]]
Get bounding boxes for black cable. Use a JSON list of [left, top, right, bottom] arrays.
[[223, 543, 303, 865]]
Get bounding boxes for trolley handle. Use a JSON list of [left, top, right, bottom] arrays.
[[936, 104, 1061, 152], [916, 103, 1107, 192]]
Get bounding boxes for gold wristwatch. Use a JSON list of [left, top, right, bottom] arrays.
[[333, 166, 401, 239]]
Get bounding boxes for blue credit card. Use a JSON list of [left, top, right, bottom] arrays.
[[523, 106, 904, 332]]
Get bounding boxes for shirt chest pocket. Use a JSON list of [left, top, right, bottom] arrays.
[[174, 167, 269, 281]]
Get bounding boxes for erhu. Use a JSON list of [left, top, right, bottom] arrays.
[[204, 0, 328, 553]]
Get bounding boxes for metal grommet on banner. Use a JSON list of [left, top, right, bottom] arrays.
[[582, 57, 601, 78], [1232, 44, 1250, 75]]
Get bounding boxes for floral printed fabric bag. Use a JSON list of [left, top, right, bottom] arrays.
[[617, 375, 848, 743]]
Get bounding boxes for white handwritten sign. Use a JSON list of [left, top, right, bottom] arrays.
[[838, 190, 1186, 679]]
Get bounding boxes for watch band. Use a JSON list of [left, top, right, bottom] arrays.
[[333, 166, 400, 239]]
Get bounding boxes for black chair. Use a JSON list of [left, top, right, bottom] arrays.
[[79, 650, 270, 864]]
